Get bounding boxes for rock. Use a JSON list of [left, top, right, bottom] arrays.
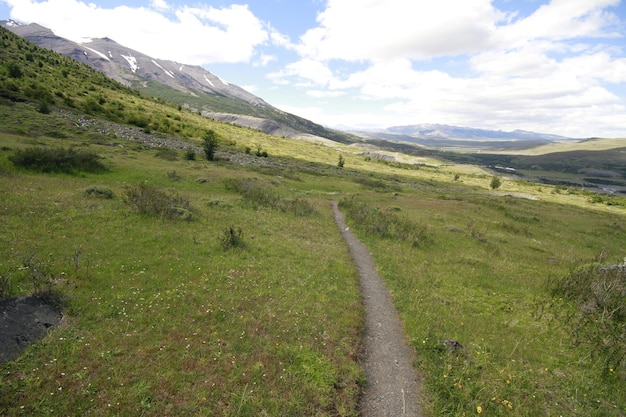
[[443, 339, 464, 351], [0, 297, 62, 363]]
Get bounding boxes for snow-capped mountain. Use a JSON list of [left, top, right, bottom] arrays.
[[2, 20, 264, 106], [1, 20, 357, 143]]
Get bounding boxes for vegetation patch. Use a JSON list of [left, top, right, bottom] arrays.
[[9, 146, 107, 174], [218, 226, 245, 250], [549, 256, 626, 377], [225, 178, 317, 216], [339, 196, 430, 248], [123, 182, 194, 220], [83, 186, 114, 199]]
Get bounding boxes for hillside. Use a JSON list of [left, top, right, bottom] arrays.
[[1, 25, 625, 417], [2, 20, 359, 144]]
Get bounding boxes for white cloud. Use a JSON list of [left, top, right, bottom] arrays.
[[298, 0, 505, 61], [269, 59, 335, 87], [6, 0, 270, 64], [306, 90, 345, 98], [275, 0, 626, 137], [496, 0, 622, 47]]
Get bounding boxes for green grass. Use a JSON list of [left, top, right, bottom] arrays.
[[339, 188, 626, 416], [0, 138, 364, 415]]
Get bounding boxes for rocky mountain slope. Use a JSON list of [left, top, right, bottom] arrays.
[[2, 19, 357, 144]]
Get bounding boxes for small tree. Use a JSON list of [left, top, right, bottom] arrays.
[[202, 130, 218, 161], [490, 176, 502, 190], [338, 154, 345, 168]]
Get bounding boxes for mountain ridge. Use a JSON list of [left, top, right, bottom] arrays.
[[1, 19, 358, 144]]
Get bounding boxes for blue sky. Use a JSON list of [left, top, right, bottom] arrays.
[[1, 0, 625, 138]]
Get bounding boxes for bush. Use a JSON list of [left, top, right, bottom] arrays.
[[184, 147, 196, 160], [84, 186, 114, 199], [339, 196, 430, 248], [549, 256, 626, 375], [218, 226, 245, 250], [490, 176, 502, 190], [224, 178, 316, 216], [155, 148, 178, 161], [9, 146, 107, 174], [123, 182, 194, 220], [202, 130, 218, 161]]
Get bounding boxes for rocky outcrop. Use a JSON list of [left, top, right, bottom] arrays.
[[0, 297, 62, 363]]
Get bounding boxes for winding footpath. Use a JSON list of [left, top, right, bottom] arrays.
[[332, 202, 422, 417]]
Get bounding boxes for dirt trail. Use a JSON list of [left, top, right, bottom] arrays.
[[332, 201, 422, 417]]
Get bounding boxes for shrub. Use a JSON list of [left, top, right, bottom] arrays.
[[84, 186, 114, 199], [218, 226, 245, 250], [490, 176, 502, 190], [123, 182, 194, 220], [19, 254, 66, 308], [549, 256, 626, 375], [36, 100, 51, 114], [184, 147, 196, 160], [202, 130, 218, 161], [9, 146, 107, 174], [224, 178, 316, 216], [339, 196, 430, 248], [155, 148, 178, 161]]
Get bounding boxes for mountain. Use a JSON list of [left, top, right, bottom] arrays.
[[385, 124, 572, 141], [1, 20, 357, 144], [352, 123, 575, 151]]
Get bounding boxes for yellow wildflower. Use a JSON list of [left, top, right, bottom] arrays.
[[477, 405, 483, 414]]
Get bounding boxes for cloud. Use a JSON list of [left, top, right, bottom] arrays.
[[5, 0, 270, 64], [297, 0, 505, 61], [496, 0, 622, 47], [276, 0, 626, 136]]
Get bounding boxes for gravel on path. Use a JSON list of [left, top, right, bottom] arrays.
[[332, 201, 422, 417]]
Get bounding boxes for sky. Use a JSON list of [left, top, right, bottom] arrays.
[[1, 0, 626, 138]]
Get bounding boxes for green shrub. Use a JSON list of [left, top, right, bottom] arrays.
[[490, 176, 502, 190], [9, 146, 107, 174], [184, 147, 196, 160], [339, 196, 429, 247], [84, 186, 114, 199], [218, 226, 245, 250], [549, 256, 626, 375], [123, 182, 194, 220], [224, 178, 316, 216], [19, 254, 66, 308], [155, 148, 178, 161], [202, 129, 218, 161]]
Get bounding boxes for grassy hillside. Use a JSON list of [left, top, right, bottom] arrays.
[[1, 26, 625, 416]]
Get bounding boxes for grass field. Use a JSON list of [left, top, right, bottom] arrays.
[[1, 118, 625, 416]]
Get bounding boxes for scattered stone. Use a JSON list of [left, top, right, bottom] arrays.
[[443, 339, 464, 351]]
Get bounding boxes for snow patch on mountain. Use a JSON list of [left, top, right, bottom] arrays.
[[216, 75, 229, 86], [121, 53, 138, 73], [151, 59, 175, 78], [81, 45, 110, 61], [179, 65, 184, 72], [204, 75, 214, 87]]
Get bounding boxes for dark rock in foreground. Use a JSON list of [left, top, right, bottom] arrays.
[[0, 297, 62, 363]]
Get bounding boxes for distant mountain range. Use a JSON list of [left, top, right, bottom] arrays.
[[384, 124, 571, 141], [2, 19, 576, 149], [351, 123, 575, 150]]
